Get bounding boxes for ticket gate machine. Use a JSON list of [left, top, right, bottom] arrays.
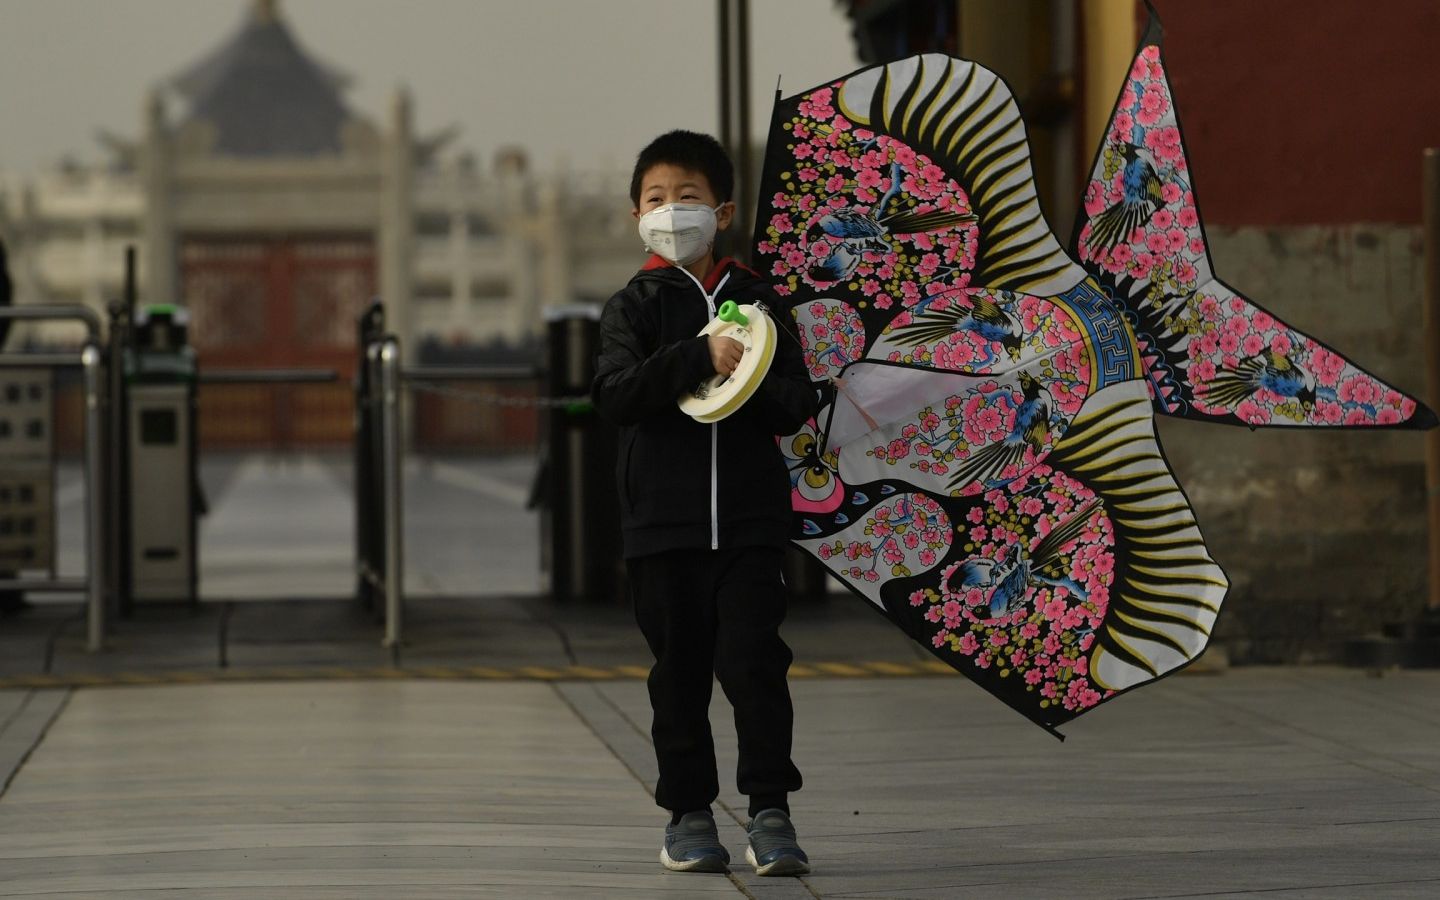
[[126, 305, 198, 605]]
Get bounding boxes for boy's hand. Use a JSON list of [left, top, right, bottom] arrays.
[[708, 335, 744, 376]]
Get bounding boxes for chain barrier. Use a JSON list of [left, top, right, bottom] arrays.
[[403, 378, 594, 414]]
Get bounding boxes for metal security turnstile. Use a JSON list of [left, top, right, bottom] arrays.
[[126, 305, 198, 605]]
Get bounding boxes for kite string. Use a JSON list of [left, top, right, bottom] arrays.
[[754, 298, 882, 437], [831, 374, 880, 434], [401, 380, 594, 412]]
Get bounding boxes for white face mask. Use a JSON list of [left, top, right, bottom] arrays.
[[637, 203, 718, 266]]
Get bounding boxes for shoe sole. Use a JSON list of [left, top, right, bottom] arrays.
[[746, 844, 811, 877], [660, 847, 729, 873]]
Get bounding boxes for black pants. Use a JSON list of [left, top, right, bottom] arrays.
[[629, 545, 802, 815]]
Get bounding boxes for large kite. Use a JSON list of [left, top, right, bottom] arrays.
[[753, 13, 1435, 736]]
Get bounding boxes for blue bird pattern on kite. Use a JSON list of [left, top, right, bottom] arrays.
[[755, 10, 1434, 736]]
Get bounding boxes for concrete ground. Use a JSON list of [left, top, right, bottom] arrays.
[[3, 453, 1439, 898], [2, 670, 1438, 899]]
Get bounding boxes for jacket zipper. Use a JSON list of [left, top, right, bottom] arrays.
[[678, 267, 731, 550]]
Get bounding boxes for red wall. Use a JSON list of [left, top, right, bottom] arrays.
[[1145, 0, 1440, 225]]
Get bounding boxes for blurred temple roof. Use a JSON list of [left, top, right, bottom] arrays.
[[168, 0, 355, 157]]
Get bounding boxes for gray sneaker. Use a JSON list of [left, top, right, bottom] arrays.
[[660, 810, 730, 873], [745, 808, 810, 876]]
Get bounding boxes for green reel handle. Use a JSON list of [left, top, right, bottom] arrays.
[[717, 300, 748, 327]]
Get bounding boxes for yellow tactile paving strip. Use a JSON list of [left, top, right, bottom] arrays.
[[0, 659, 961, 690]]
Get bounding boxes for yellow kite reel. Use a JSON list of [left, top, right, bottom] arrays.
[[678, 300, 776, 423]]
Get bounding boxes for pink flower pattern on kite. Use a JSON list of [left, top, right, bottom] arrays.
[[1179, 286, 1418, 425], [756, 85, 979, 305], [907, 466, 1116, 712], [816, 493, 952, 584], [795, 299, 866, 380], [876, 290, 1092, 407], [1076, 48, 1201, 294], [863, 374, 1083, 496], [1076, 47, 1414, 427]]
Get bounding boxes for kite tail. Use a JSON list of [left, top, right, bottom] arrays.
[[1069, 8, 1438, 431]]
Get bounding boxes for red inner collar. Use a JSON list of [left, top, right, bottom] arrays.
[[642, 255, 753, 293]]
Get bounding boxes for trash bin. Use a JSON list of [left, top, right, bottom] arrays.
[[541, 306, 622, 604], [126, 304, 198, 605]]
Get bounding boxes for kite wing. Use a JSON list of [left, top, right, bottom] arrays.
[[1072, 14, 1436, 430]]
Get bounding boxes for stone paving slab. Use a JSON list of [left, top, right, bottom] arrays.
[[198, 455, 355, 600], [0, 689, 67, 795]]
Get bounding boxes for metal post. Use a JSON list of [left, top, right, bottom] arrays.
[[718, 0, 733, 151], [717, 0, 753, 261], [379, 337, 404, 650], [1424, 148, 1440, 612], [354, 301, 383, 611], [113, 247, 136, 616], [736, 0, 752, 247], [106, 300, 129, 619], [363, 339, 386, 612], [82, 342, 106, 651], [566, 317, 589, 593]]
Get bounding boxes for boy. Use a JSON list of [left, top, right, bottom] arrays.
[[591, 130, 817, 876]]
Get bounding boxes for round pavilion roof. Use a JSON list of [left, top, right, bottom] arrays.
[[170, 0, 354, 157]]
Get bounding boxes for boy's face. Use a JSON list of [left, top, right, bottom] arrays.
[[633, 163, 735, 233]]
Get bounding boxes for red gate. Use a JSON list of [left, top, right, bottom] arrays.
[[179, 236, 375, 448]]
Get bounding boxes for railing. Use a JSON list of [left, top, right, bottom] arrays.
[[199, 369, 340, 385], [354, 305, 543, 654], [193, 367, 345, 448], [0, 305, 107, 651], [378, 337, 404, 651]]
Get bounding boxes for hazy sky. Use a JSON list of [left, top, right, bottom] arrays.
[[0, 0, 860, 175]]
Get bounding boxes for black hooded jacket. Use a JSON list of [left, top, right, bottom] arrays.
[[592, 256, 816, 558]]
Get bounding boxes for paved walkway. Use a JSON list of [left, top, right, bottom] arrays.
[[46, 453, 544, 602], [2, 669, 1439, 898], [6, 453, 1439, 896]]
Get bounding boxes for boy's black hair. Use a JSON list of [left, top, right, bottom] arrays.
[[629, 130, 734, 207]]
